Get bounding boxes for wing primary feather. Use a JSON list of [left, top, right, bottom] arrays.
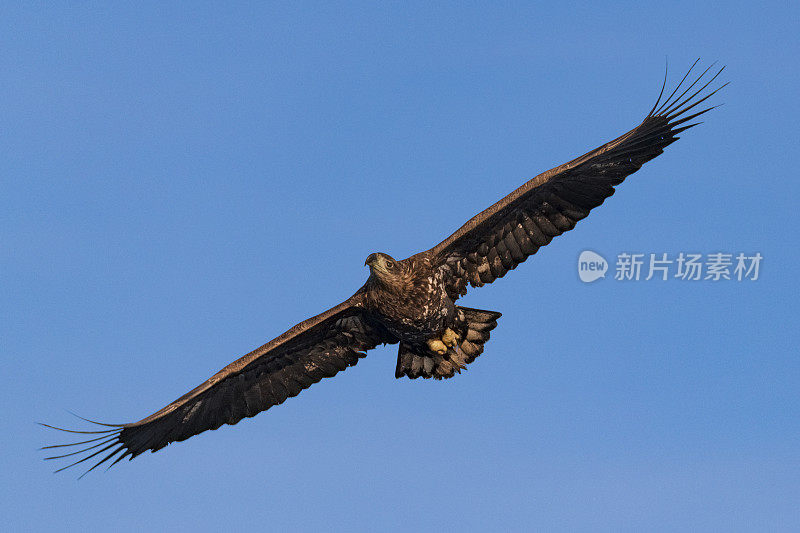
[[65, 410, 125, 427], [668, 105, 722, 128], [53, 441, 120, 474], [78, 446, 127, 479], [37, 422, 117, 435], [671, 122, 702, 135], [665, 81, 728, 123], [646, 57, 671, 118], [653, 57, 699, 116], [44, 436, 118, 460], [660, 66, 725, 119], [656, 59, 715, 116], [107, 450, 133, 470], [658, 61, 719, 116], [40, 434, 113, 450]]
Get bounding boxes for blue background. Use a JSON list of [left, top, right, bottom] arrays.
[[3, 2, 798, 531]]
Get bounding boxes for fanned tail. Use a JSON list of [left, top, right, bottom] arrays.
[[395, 307, 501, 380]]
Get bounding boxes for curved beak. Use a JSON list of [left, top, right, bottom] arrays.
[[365, 253, 378, 267]]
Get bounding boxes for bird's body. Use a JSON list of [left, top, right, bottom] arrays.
[[360, 251, 493, 377], [43, 61, 727, 476], [362, 253, 454, 344]]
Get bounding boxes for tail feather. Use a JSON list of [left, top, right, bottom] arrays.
[[395, 307, 501, 380]]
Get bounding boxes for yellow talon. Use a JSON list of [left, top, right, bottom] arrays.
[[441, 328, 459, 348], [427, 339, 447, 355]]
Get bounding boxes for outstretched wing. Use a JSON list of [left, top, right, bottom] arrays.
[[428, 61, 726, 300], [42, 294, 395, 476]]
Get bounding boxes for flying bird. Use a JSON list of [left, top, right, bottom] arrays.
[[43, 61, 726, 476]]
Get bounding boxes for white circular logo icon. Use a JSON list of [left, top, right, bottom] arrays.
[[578, 251, 608, 283]]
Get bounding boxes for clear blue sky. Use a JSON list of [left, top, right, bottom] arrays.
[[3, 2, 799, 531]]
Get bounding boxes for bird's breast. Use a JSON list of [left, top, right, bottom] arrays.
[[367, 270, 453, 341]]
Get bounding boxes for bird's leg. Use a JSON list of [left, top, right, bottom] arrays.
[[427, 328, 460, 355], [426, 338, 448, 355], [441, 327, 459, 348]]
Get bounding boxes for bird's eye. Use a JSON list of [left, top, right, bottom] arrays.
[[385, 261, 395, 269]]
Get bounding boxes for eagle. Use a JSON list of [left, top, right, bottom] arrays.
[[43, 61, 726, 476]]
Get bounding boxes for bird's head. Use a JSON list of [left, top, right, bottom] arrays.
[[365, 252, 402, 284]]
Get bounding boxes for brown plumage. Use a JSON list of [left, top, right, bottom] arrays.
[[42, 61, 726, 476]]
